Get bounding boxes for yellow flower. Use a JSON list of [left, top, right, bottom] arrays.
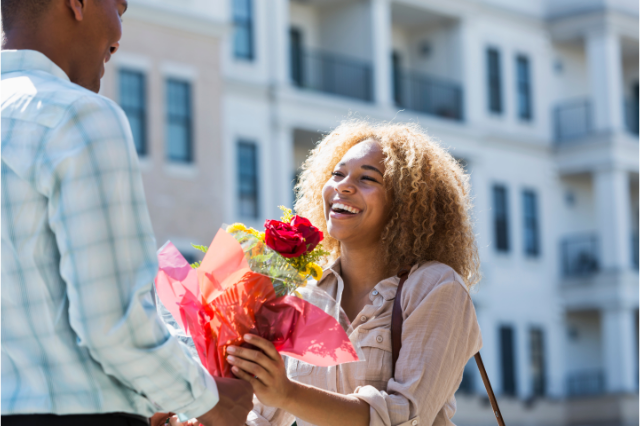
[[248, 228, 262, 238], [258, 231, 266, 241], [226, 223, 247, 233], [299, 265, 311, 278], [308, 263, 323, 280]]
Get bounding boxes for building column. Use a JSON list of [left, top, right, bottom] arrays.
[[371, 0, 392, 108], [269, 0, 290, 87], [602, 307, 636, 393], [586, 29, 624, 133], [460, 18, 482, 125], [271, 125, 294, 217], [594, 168, 632, 271]]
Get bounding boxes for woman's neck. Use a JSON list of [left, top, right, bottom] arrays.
[[339, 244, 390, 301]]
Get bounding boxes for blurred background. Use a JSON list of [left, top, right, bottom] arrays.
[[99, 0, 639, 425]]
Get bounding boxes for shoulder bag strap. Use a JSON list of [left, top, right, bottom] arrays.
[[390, 270, 506, 426]]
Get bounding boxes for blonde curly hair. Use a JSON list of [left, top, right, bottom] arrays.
[[294, 120, 480, 288]]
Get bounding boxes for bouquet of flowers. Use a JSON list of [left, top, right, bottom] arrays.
[[155, 207, 361, 378]]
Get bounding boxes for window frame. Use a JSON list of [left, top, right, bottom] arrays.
[[487, 47, 503, 114], [232, 0, 254, 61], [237, 140, 260, 219], [118, 69, 147, 156], [516, 54, 533, 121], [165, 78, 193, 163]]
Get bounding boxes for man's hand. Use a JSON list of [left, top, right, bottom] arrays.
[[196, 377, 253, 426]]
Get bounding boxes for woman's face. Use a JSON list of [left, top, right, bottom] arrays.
[[322, 140, 391, 248]]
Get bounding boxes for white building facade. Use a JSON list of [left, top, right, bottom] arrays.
[[219, 0, 639, 425]]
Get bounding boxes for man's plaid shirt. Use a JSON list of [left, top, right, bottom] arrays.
[[1, 49, 218, 418]]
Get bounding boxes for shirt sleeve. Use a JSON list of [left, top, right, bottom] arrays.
[[351, 281, 482, 426], [43, 95, 218, 418], [245, 395, 296, 426]]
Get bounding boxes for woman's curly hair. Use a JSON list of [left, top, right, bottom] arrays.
[[294, 120, 480, 288]]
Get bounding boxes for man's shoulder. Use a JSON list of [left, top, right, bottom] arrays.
[[2, 70, 123, 130]]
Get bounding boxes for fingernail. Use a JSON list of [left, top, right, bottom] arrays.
[[227, 355, 236, 362], [227, 346, 236, 353], [244, 334, 252, 340]]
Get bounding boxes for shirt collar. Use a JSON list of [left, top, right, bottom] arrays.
[[2, 49, 70, 82]]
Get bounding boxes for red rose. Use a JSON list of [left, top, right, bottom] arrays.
[[290, 215, 323, 254], [264, 220, 307, 258]]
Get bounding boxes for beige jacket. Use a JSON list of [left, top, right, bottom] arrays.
[[246, 260, 482, 426]]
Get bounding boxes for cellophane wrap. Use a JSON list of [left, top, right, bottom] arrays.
[[154, 228, 364, 379]]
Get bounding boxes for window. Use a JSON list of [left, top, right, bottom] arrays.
[[237, 141, 259, 218], [119, 69, 146, 155], [290, 27, 303, 86], [523, 190, 540, 256], [166, 79, 192, 162], [392, 51, 402, 105], [530, 328, 546, 397], [233, 0, 254, 60], [516, 55, 532, 120], [487, 48, 502, 113], [493, 185, 509, 252], [500, 325, 517, 396]]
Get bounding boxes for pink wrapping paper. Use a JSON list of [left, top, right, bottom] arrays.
[[155, 230, 360, 378]]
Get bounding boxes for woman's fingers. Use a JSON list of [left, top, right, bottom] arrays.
[[231, 364, 264, 387], [244, 334, 280, 362], [227, 344, 276, 373], [227, 355, 270, 381]]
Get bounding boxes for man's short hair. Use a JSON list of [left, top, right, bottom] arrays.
[[1, 0, 52, 32]]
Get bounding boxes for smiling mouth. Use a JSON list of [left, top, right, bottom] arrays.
[[331, 203, 361, 215]]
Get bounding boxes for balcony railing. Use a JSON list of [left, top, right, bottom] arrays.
[[554, 99, 592, 142], [393, 71, 463, 121], [566, 370, 605, 397], [561, 233, 599, 277], [291, 48, 373, 102], [625, 98, 639, 135]]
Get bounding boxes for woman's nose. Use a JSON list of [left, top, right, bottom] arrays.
[[335, 177, 355, 193]]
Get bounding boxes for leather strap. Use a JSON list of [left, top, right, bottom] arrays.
[[391, 268, 410, 378], [390, 268, 506, 426]]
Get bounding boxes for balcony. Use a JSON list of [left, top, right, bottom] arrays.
[[290, 47, 373, 102], [393, 70, 463, 121], [554, 98, 592, 142], [566, 370, 605, 397], [561, 233, 599, 278]]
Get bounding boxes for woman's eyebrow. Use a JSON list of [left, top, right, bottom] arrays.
[[361, 165, 383, 176]]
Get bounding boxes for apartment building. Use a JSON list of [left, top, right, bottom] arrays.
[[220, 0, 639, 425], [100, 0, 228, 261]]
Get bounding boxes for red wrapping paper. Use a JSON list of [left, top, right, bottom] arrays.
[[155, 229, 360, 378]]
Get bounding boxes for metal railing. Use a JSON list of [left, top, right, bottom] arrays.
[[561, 233, 599, 277], [566, 370, 605, 397], [554, 99, 592, 142], [291, 48, 373, 102], [625, 98, 639, 135], [394, 71, 463, 121]]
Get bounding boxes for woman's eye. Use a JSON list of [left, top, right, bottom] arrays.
[[331, 171, 344, 177], [362, 175, 378, 183]]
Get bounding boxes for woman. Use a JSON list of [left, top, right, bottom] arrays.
[[227, 121, 482, 426]]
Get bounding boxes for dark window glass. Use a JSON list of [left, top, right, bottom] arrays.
[[523, 190, 540, 256], [493, 185, 509, 252], [233, 0, 254, 60], [487, 48, 502, 113], [517, 55, 532, 120], [290, 27, 303, 86], [238, 141, 259, 218], [392, 51, 402, 106], [530, 328, 546, 397], [119, 69, 146, 155], [166, 79, 192, 162], [500, 325, 517, 396]]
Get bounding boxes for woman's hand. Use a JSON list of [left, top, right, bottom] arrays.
[[227, 334, 294, 410]]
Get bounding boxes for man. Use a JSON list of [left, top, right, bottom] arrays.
[[1, 1, 253, 425]]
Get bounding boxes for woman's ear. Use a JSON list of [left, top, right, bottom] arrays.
[[66, 0, 86, 21]]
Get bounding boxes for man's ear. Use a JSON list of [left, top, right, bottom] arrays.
[[67, 0, 85, 21]]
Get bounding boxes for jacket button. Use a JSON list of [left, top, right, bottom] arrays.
[[360, 315, 367, 322], [412, 421, 418, 425], [376, 335, 383, 343], [372, 290, 379, 296]]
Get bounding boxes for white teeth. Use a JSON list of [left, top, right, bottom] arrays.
[[332, 203, 361, 214]]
